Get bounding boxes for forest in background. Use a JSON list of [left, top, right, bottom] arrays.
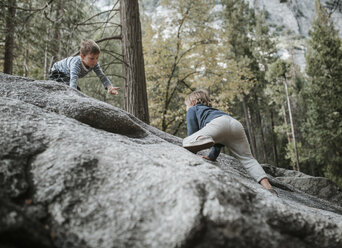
[[1, 0, 342, 188]]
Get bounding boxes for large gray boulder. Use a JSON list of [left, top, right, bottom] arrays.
[[262, 164, 342, 207], [1, 73, 342, 248]]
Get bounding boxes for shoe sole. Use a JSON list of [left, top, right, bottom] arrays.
[[183, 140, 215, 153]]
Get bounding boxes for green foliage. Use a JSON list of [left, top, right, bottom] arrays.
[[142, 0, 265, 136], [266, 60, 290, 80], [143, 0, 226, 135], [265, 59, 305, 170], [285, 142, 309, 168], [302, 0, 342, 187]]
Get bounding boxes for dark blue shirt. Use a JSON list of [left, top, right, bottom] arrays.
[[186, 104, 228, 161]]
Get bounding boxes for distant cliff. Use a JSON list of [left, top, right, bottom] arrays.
[[247, 0, 342, 70], [248, 0, 342, 36]]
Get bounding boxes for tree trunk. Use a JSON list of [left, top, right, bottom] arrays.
[[282, 105, 291, 144], [24, 46, 29, 77], [254, 95, 268, 163], [248, 107, 258, 160], [3, 0, 17, 75], [51, 0, 63, 64], [282, 103, 298, 170], [242, 95, 256, 157], [284, 79, 300, 171], [270, 109, 279, 166], [44, 42, 48, 80], [120, 0, 150, 124]]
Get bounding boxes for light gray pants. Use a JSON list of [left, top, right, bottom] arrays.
[[183, 115, 267, 182]]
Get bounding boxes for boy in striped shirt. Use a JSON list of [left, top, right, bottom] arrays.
[[49, 40, 119, 95]]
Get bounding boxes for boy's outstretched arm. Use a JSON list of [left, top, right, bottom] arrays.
[[93, 64, 119, 94]]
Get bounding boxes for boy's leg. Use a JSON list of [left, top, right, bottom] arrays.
[[49, 70, 81, 91], [48, 70, 54, 80], [183, 135, 215, 153], [49, 70, 70, 85], [225, 119, 268, 183], [183, 116, 227, 153]]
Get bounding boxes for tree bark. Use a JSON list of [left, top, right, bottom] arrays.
[[3, 0, 17, 74], [284, 78, 300, 171], [248, 107, 258, 160], [51, 0, 63, 64], [242, 95, 256, 157], [44, 42, 48, 79], [270, 109, 279, 166], [282, 105, 291, 145], [254, 95, 268, 163], [120, 0, 150, 124], [24, 47, 29, 77]]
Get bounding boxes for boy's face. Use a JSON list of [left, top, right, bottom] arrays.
[[81, 52, 99, 68]]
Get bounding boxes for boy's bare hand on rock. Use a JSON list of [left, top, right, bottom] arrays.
[[109, 87, 120, 95], [199, 155, 211, 161]]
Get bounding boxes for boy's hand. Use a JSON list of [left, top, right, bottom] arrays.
[[108, 86, 120, 95], [199, 155, 212, 161]]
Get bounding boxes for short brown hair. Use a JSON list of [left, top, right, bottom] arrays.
[[80, 40, 100, 56], [185, 90, 211, 107]]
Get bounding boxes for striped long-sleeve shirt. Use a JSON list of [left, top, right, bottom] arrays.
[[50, 56, 112, 89]]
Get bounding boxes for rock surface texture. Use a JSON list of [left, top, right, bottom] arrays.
[[1, 73, 342, 248]]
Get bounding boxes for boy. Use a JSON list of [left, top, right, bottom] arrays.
[[49, 40, 119, 94], [183, 90, 277, 195]]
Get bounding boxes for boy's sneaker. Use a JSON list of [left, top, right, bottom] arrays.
[[183, 136, 215, 153]]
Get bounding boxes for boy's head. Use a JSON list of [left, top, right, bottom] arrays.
[[80, 40, 101, 68], [80, 40, 100, 56], [185, 90, 211, 110]]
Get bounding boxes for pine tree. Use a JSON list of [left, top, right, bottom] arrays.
[[251, 11, 278, 163], [220, 1, 279, 162], [220, 0, 258, 157], [266, 59, 300, 171], [303, 0, 342, 186]]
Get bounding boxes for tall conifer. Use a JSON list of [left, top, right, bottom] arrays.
[[303, 0, 342, 186]]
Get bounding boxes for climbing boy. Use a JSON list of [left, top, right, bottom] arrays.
[[183, 90, 278, 195], [49, 40, 120, 94]]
